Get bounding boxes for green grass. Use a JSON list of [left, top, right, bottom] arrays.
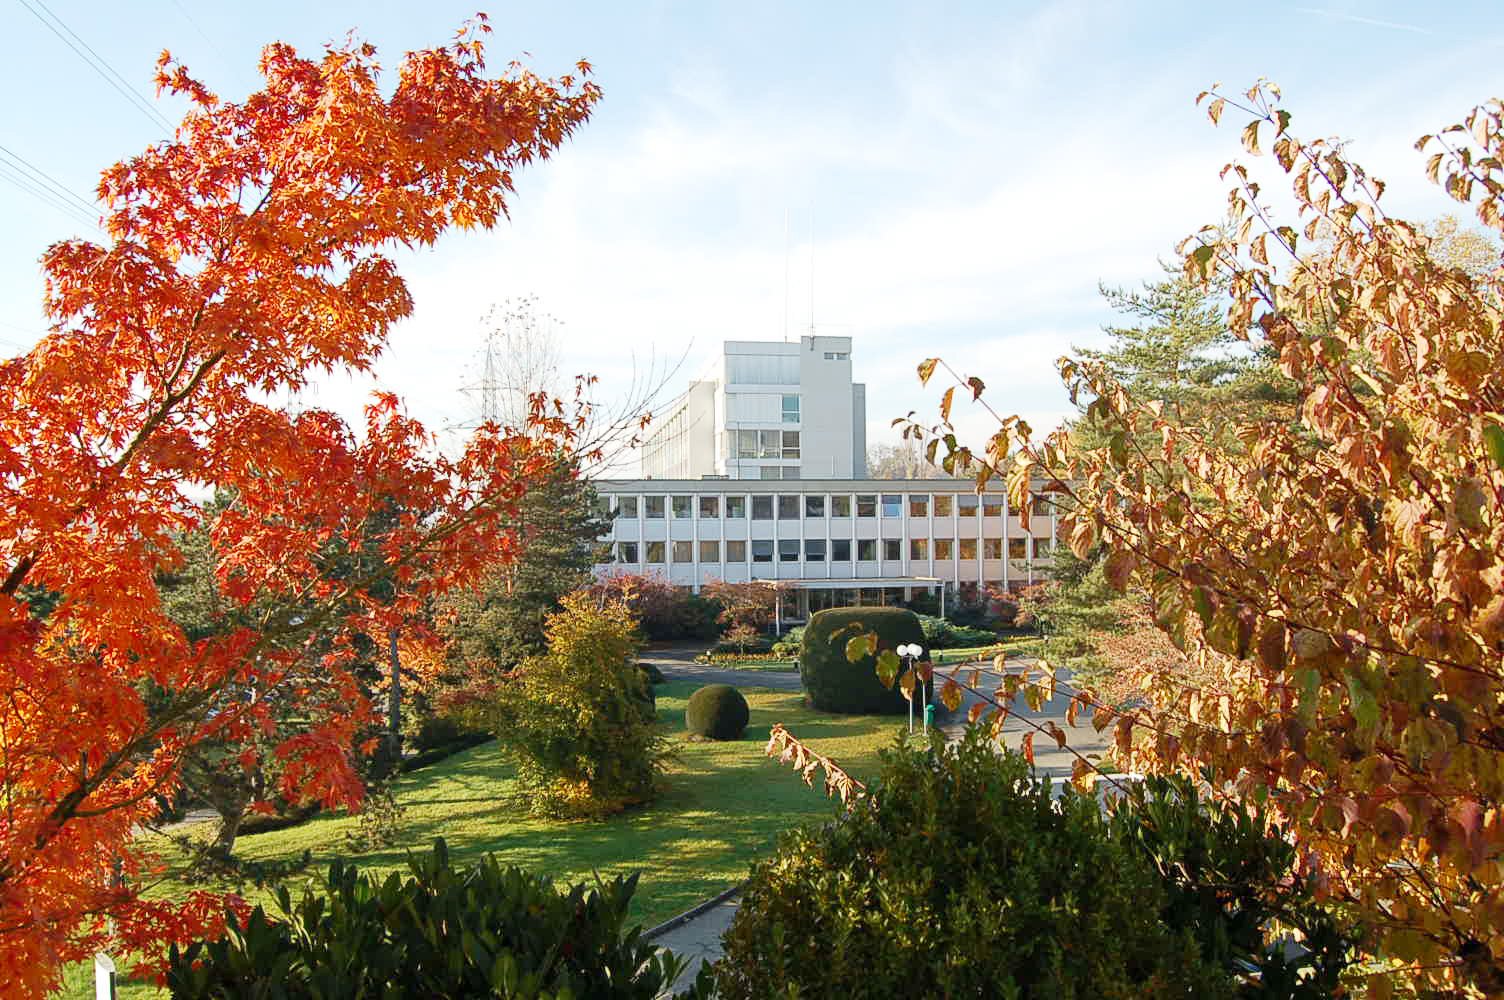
[[56, 681, 901, 999]]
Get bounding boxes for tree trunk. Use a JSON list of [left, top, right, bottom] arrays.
[[210, 799, 244, 859], [386, 628, 402, 762]]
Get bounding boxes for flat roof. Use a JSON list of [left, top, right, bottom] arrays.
[[595, 478, 1009, 492], [750, 577, 943, 588]]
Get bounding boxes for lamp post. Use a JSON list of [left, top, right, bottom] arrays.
[[897, 643, 926, 734]]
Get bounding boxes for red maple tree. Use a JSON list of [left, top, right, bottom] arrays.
[[0, 18, 599, 994]]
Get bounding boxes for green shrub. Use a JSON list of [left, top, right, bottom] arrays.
[[485, 592, 669, 818], [770, 625, 804, 657], [709, 633, 773, 655], [917, 613, 998, 649], [639, 661, 666, 685], [685, 684, 750, 740], [715, 730, 1228, 999], [166, 839, 689, 999], [799, 607, 922, 714], [1105, 777, 1357, 996]]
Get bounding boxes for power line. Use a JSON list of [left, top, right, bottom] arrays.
[[0, 160, 101, 231], [15, 0, 175, 133], [0, 142, 99, 217]]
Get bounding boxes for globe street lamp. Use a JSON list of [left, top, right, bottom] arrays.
[[897, 642, 927, 734]]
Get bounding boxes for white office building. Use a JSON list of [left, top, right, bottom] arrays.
[[639, 335, 867, 480], [599, 335, 1058, 621], [592, 479, 1059, 622]]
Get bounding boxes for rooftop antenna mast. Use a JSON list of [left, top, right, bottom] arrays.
[[782, 208, 791, 342], [808, 203, 816, 337]]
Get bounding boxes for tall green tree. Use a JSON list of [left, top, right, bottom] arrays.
[[441, 460, 608, 674]]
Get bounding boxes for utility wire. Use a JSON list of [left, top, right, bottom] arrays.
[[0, 142, 99, 217], [0, 160, 101, 231], [15, 0, 175, 133]]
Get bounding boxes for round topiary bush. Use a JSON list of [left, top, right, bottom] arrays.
[[685, 684, 750, 740], [800, 606, 924, 714]]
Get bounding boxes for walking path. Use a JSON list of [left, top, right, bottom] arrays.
[[648, 889, 742, 995]]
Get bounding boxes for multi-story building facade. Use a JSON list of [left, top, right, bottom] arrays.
[[592, 478, 1059, 623], [639, 335, 867, 480]]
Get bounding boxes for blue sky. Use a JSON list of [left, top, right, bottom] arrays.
[[2, 1, 1500, 469]]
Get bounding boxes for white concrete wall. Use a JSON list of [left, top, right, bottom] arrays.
[[796, 335, 855, 478]]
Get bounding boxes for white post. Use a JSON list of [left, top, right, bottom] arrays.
[[94, 954, 116, 1000]]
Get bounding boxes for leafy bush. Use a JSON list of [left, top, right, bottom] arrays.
[[916, 613, 998, 649], [799, 607, 921, 714], [589, 573, 722, 640], [709, 632, 773, 655], [166, 839, 688, 999], [639, 661, 666, 685], [685, 684, 750, 741], [715, 730, 1229, 999], [1105, 777, 1357, 996], [482, 592, 669, 818], [770, 625, 804, 657]]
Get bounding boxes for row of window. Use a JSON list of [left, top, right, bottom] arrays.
[[612, 536, 1053, 564], [613, 492, 1048, 520]]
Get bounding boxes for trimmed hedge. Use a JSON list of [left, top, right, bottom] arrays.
[[685, 684, 750, 740], [799, 607, 923, 715]]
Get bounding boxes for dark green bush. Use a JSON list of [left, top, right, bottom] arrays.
[[799, 607, 921, 714], [639, 661, 666, 685], [167, 839, 688, 999], [632, 665, 658, 723], [1105, 777, 1357, 997], [715, 730, 1228, 999], [917, 613, 998, 649], [685, 684, 750, 740], [709, 633, 773, 655]]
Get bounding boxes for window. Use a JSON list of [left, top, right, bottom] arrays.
[[615, 541, 638, 563], [752, 539, 774, 563], [910, 538, 929, 560], [1032, 492, 1056, 515], [1033, 537, 1051, 558], [760, 466, 783, 480], [782, 430, 800, 459], [959, 538, 978, 560], [935, 538, 954, 560], [672, 495, 692, 518], [645, 496, 665, 519], [761, 429, 782, 458], [881, 494, 902, 517], [778, 495, 800, 519], [616, 496, 639, 518], [727, 353, 799, 384], [672, 540, 693, 563], [699, 540, 720, 562], [805, 539, 826, 562], [983, 538, 1003, 559], [805, 495, 825, 518], [781, 466, 800, 480], [933, 495, 953, 516], [832, 538, 852, 561], [822, 351, 850, 361], [646, 541, 666, 563], [982, 494, 1004, 517], [1009, 538, 1027, 559], [883, 539, 902, 561], [909, 495, 929, 517], [699, 496, 719, 518], [856, 494, 877, 517], [831, 495, 852, 517], [857, 539, 877, 561], [957, 494, 979, 517], [726, 495, 746, 518], [779, 539, 800, 562], [782, 394, 800, 423], [726, 539, 747, 561], [735, 430, 758, 459], [752, 495, 773, 520]]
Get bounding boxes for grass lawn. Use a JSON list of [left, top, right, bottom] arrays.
[[57, 681, 902, 999]]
